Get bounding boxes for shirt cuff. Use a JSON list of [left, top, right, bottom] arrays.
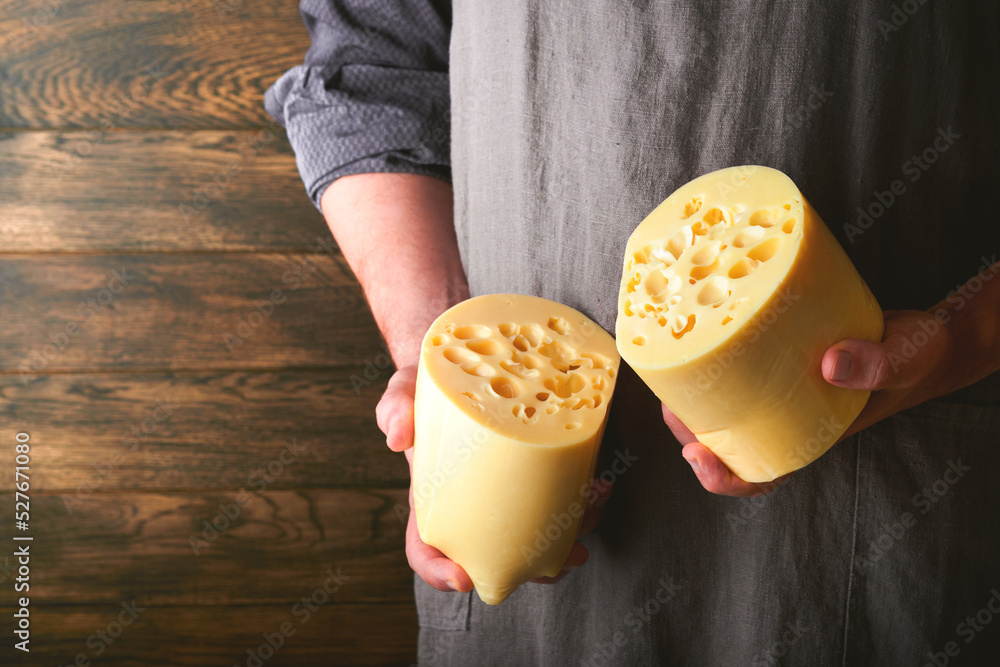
[[267, 63, 451, 210], [310, 157, 452, 212]]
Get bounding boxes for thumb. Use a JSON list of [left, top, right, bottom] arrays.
[[822, 338, 920, 392], [375, 366, 418, 452]]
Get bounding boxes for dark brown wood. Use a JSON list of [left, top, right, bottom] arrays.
[[0, 0, 309, 128], [0, 370, 406, 493], [1, 603, 417, 666], [0, 254, 384, 373], [0, 489, 414, 606], [0, 131, 330, 252], [1, 1, 421, 662]]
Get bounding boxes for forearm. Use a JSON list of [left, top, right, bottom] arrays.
[[321, 173, 469, 368], [930, 259, 1000, 395]]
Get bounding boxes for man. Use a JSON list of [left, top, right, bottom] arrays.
[[267, 1, 1000, 663]]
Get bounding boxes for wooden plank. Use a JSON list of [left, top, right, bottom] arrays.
[[0, 0, 308, 128], [0, 131, 329, 252], [0, 253, 384, 373], [0, 489, 415, 605], [0, 370, 406, 493], [0, 603, 417, 666]]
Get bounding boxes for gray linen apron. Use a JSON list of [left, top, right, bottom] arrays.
[[417, 2, 1000, 665]]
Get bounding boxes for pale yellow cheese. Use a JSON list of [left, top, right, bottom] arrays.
[[616, 166, 883, 483], [413, 294, 620, 605]]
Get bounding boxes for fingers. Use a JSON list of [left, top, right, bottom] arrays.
[[665, 403, 793, 496], [662, 403, 698, 445], [821, 311, 956, 439], [404, 504, 474, 593], [391, 360, 600, 593], [403, 450, 474, 593], [821, 340, 896, 391], [406, 487, 589, 591], [375, 366, 417, 451], [669, 310, 956, 496], [529, 541, 590, 584], [822, 311, 952, 393], [681, 442, 789, 497]]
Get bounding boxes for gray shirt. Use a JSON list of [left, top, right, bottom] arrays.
[[268, 1, 1000, 664], [265, 0, 452, 208]]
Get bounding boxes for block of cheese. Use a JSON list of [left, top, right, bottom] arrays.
[[413, 294, 620, 605], [616, 166, 883, 483]]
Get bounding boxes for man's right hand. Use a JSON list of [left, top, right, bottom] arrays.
[[376, 366, 600, 593], [323, 173, 606, 594], [321, 173, 480, 592], [377, 365, 474, 592]]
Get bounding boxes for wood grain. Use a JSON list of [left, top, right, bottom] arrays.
[[0, 489, 414, 606], [0, 254, 384, 373], [0, 0, 425, 662], [0, 0, 308, 128], [0, 131, 329, 252], [1, 603, 417, 666], [0, 370, 406, 493]]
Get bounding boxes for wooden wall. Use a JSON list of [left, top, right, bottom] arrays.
[[0, 1, 415, 664]]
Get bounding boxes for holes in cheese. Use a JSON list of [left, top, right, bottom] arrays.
[[413, 293, 620, 605], [616, 166, 884, 483], [466, 338, 504, 356]]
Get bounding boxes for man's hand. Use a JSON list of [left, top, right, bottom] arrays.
[[820, 309, 954, 437], [376, 366, 419, 453], [378, 366, 606, 592], [669, 309, 955, 497], [323, 173, 613, 591]]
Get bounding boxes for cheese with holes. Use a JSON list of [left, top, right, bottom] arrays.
[[413, 294, 620, 605], [616, 166, 883, 483]]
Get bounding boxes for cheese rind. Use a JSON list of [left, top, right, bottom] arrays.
[[616, 166, 883, 482], [413, 294, 620, 604]]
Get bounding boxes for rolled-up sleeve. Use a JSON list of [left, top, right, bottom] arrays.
[[265, 0, 452, 208]]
